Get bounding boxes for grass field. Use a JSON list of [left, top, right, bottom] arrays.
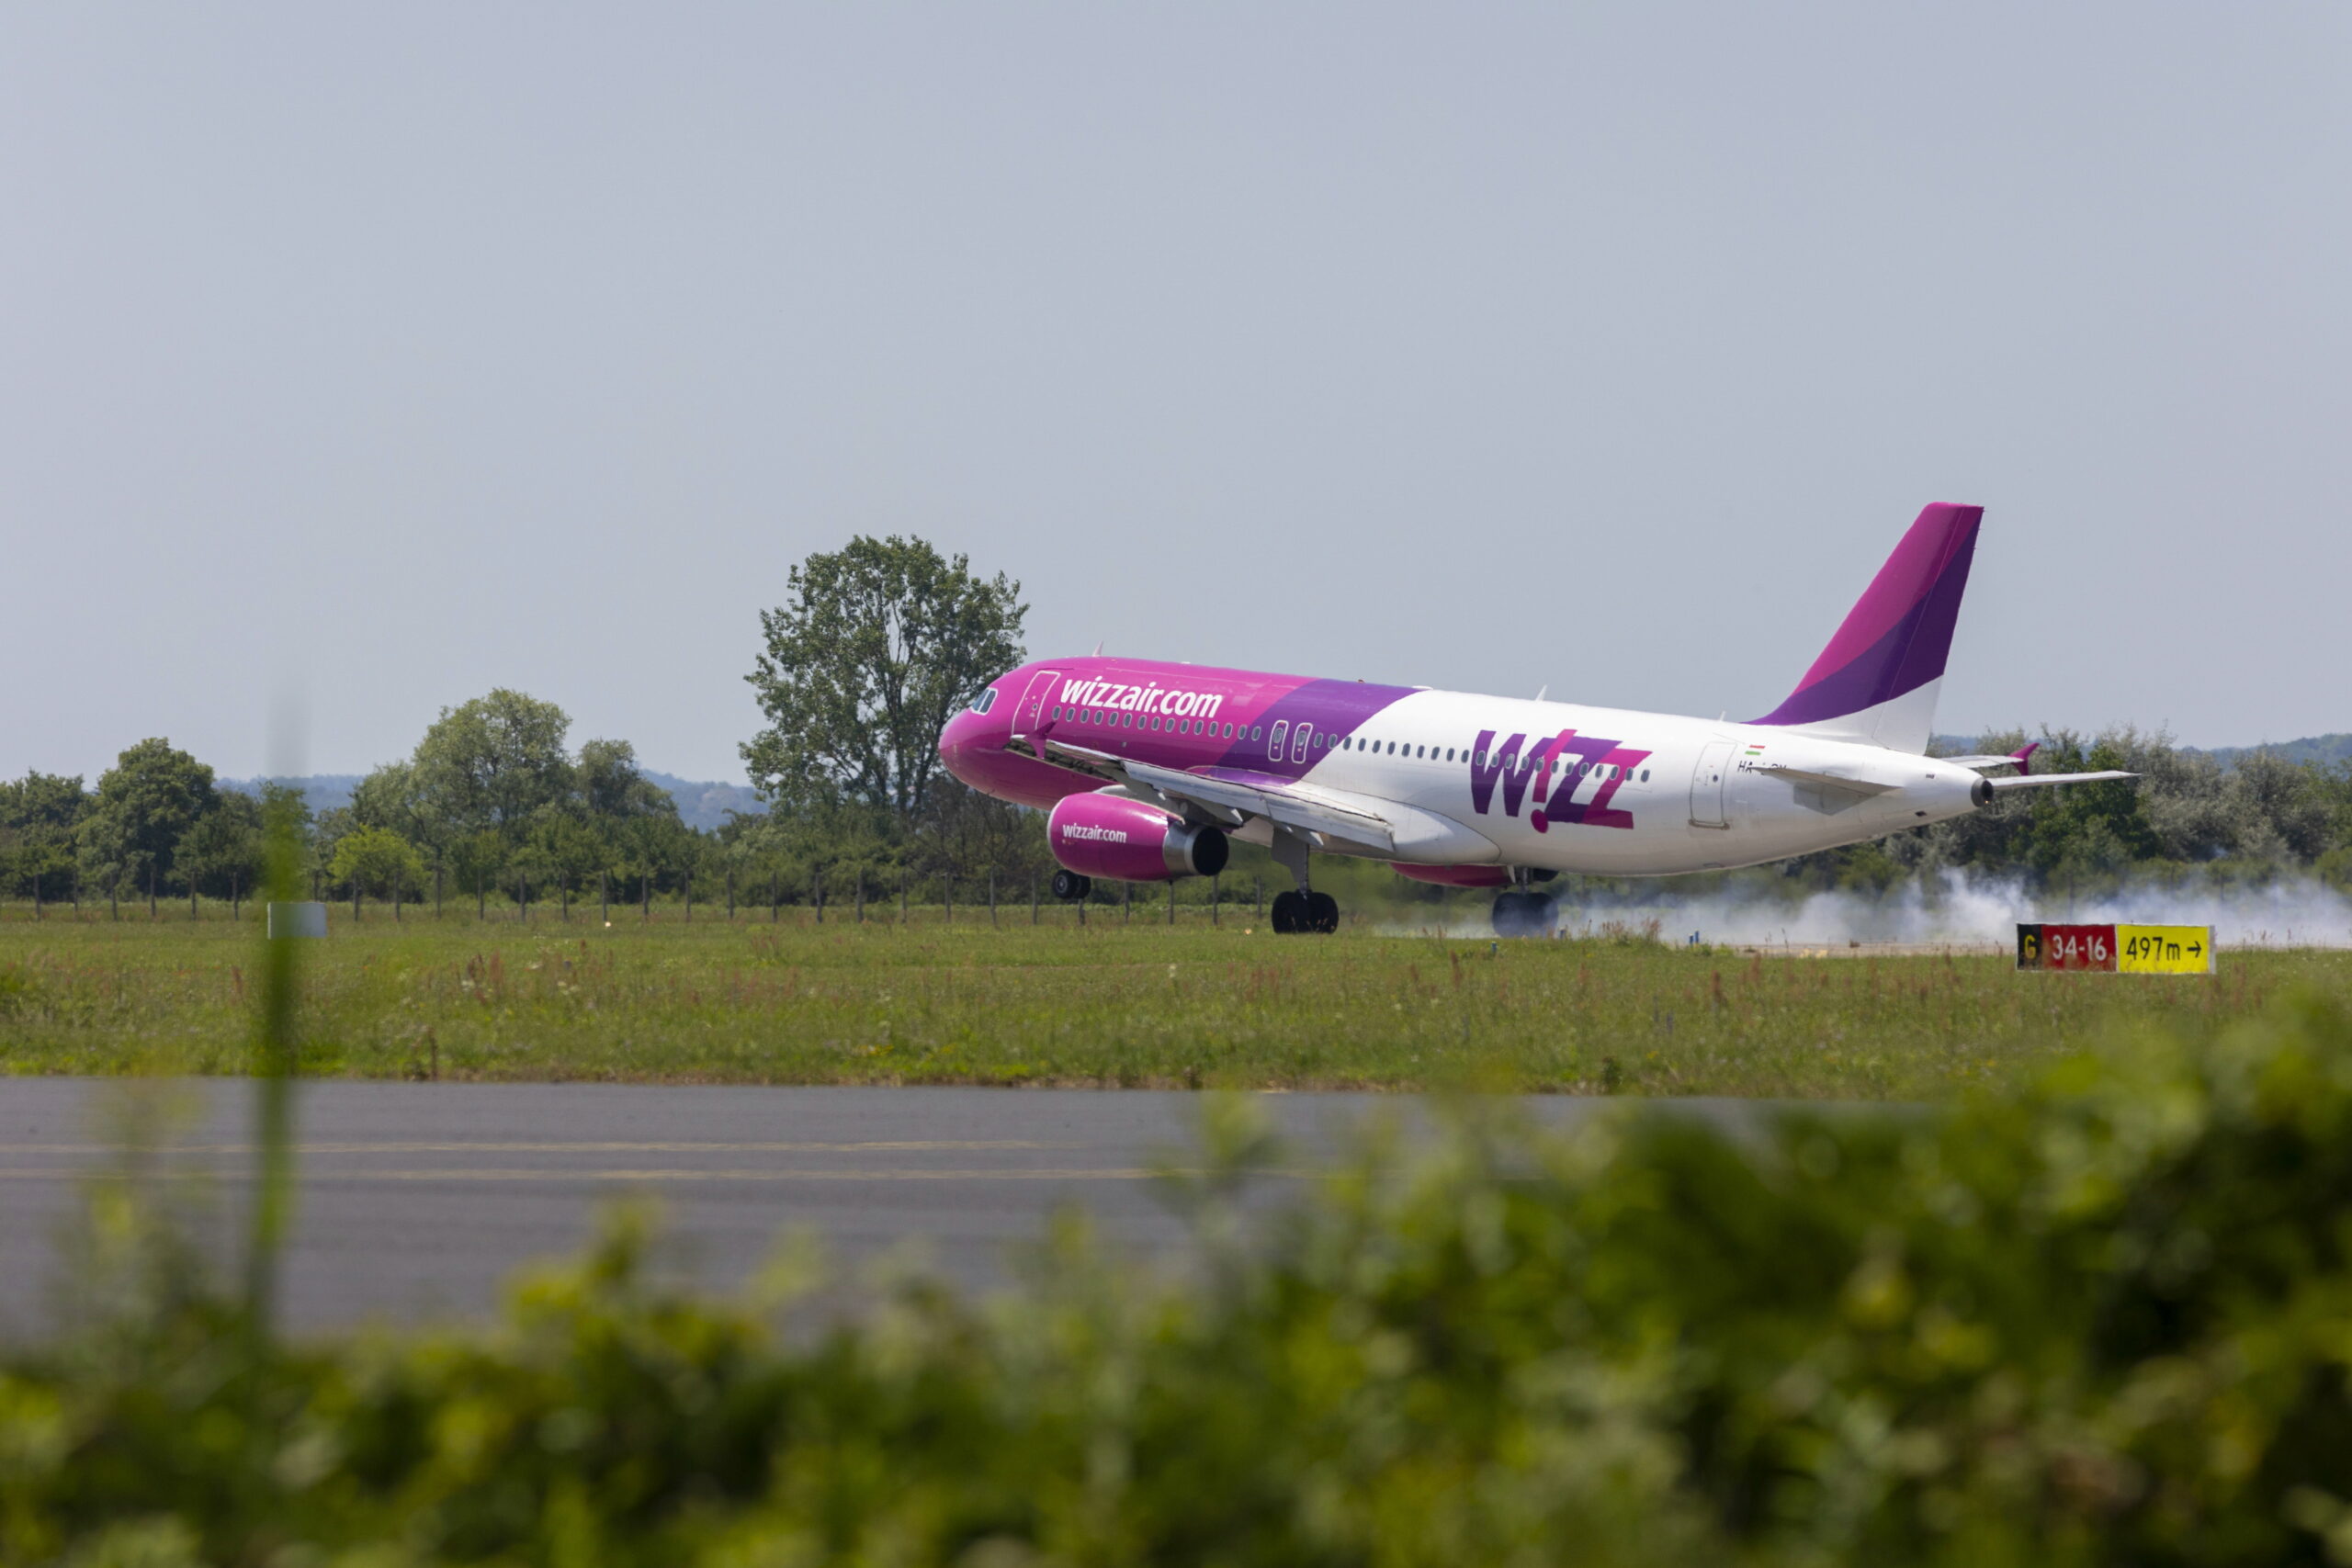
[[4, 901, 2345, 1097]]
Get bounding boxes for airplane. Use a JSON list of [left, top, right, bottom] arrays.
[[936, 503, 2133, 935]]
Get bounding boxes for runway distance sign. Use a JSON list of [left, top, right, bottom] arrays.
[[2016, 923, 2213, 974]]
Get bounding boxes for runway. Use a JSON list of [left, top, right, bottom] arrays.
[[0, 1078, 1780, 1335]]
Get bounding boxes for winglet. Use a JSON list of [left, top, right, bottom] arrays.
[[2009, 741, 2039, 776]]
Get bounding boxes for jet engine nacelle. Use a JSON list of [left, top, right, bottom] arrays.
[[1047, 792, 1228, 883]]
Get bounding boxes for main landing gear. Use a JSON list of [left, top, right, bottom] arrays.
[[1271, 890, 1340, 934], [1490, 869, 1559, 938], [1051, 870, 1092, 901], [1267, 826, 1340, 935]]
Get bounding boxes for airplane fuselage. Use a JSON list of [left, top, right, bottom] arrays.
[[938, 656, 1986, 878]]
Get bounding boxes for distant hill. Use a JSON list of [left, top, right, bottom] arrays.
[[2202, 734, 2352, 769], [1933, 734, 2351, 769], [221, 772, 766, 832], [639, 773, 765, 830], [219, 774, 364, 815]]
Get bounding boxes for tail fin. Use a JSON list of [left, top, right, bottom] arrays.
[[1747, 502, 1983, 753]]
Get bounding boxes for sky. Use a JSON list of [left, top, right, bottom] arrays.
[[5, 4, 2346, 785]]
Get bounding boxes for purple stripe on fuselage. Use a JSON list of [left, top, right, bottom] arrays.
[[1237, 679, 1419, 779]]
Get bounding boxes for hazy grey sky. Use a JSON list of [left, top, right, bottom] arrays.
[[6, 4, 2346, 784]]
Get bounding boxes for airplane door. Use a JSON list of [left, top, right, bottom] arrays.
[[1689, 742, 1732, 829], [1012, 670, 1062, 736]]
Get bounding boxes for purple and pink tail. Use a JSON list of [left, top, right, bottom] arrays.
[[1747, 502, 1983, 753]]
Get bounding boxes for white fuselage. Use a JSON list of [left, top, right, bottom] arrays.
[[1256, 691, 1980, 875]]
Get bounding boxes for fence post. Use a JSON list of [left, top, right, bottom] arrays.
[[684, 870, 692, 923], [478, 880, 486, 920], [989, 871, 997, 925], [770, 871, 779, 923], [192, 872, 199, 921], [1030, 874, 1037, 925], [519, 874, 528, 922], [815, 868, 824, 924], [1256, 877, 1263, 918], [1169, 882, 1176, 925], [1212, 873, 1219, 926], [230, 872, 238, 923], [150, 864, 158, 920], [1124, 882, 1131, 922], [944, 876, 952, 924], [436, 860, 444, 919], [855, 874, 864, 923], [109, 876, 119, 921], [393, 869, 401, 922], [899, 874, 907, 924], [560, 874, 569, 921], [601, 870, 609, 923], [30, 869, 40, 922], [727, 869, 734, 920], [353, 876, 362, 924], [642, 874, 650, 922]]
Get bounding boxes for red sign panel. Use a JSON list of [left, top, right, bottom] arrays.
[[2016, 923, 2117, 972]]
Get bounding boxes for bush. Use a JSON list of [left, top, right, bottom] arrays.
[[9, 997, 2352, 1563]]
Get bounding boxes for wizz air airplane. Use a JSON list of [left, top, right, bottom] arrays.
[[937, 503, 2132, 934]]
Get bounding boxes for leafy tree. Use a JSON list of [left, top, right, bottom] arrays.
[[347, 760, 431, 845], [327, 826, 425, 901], [175, 791, 263, 899], [742, 535, 1025, 821], [577, 739, 674, 821], [411, 690, 577, 841], [0, 771, 88, 901], [76, 739, 219, 897], [447, 829, 510, 909]]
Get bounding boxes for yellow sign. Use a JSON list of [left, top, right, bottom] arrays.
[[2115, 925, 2213, 975]]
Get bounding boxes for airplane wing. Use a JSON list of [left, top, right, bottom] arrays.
[[1034, 737, 1500, 862], [1985, 771, 2138, 790]]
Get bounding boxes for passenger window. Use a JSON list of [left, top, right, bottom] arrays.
[[1639, 768, 1649, 782]]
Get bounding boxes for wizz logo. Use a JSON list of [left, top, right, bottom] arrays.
[[1469, 729, 1654, 832]]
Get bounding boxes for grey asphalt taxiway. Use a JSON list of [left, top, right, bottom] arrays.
[[0, 1079, 1785, 1334]]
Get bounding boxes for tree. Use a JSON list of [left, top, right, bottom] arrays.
[[328, 826, 426, 902], [176, 791, 264, 898], [577, 739, 675, 821], [411, 691, 577, 841], [0, 772, 88, 902], [77, 739, 219, 897], [742, 536, 1025, 822]]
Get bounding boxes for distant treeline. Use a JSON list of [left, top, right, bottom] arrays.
[[6, 711, 2348, 914], [1770, 728, 2352, 898], [0, 687, 1056, 913]]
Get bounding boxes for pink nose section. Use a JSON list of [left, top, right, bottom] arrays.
[[938, 707, 985, 774]]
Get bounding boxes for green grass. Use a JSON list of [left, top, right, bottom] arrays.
[[6, 901, 2346, 1096]]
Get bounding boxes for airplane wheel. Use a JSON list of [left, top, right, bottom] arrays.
[[1491, 891, 1558, 938], [1270, 890, 1306, 934], [1051, 870, 1093, 902], [1306, 892, 1340, 933]]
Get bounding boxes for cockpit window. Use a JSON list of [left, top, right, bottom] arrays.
[[971, 687, 999, 716]]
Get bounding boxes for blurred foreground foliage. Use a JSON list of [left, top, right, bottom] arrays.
[[15, 997, 2352, 1564]]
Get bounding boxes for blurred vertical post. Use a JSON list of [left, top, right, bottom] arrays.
[[245, 784, 305, 1336]]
